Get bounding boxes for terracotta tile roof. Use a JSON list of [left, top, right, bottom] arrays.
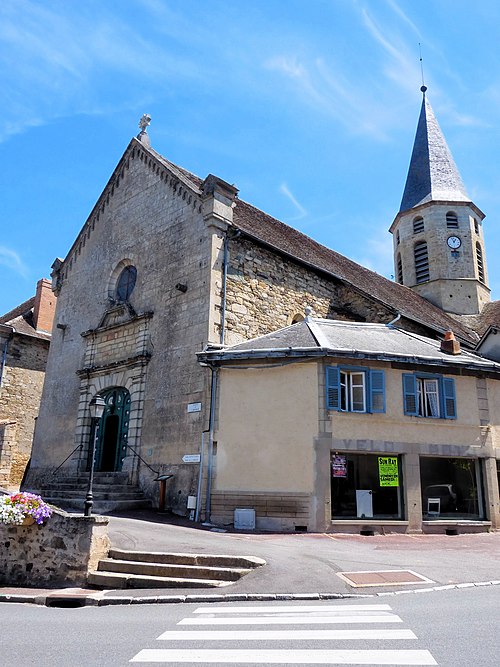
[[0, 297, 50, 341], [0, 297, 35, 325], [232, 199, 477, 345], [140, 142, 478, 345]]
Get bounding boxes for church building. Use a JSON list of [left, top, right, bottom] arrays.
[[24, 92, 500, 531]]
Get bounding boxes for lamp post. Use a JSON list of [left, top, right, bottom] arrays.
[[84, 395, 106, 517]]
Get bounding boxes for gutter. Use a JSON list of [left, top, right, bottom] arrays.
[[197, 345, 500, 375]]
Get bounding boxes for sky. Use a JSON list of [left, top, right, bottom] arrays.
[[2, 0, 500, 315]]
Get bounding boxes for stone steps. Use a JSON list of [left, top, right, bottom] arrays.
[[30, 472, 152, 514], [88, 548, 266, 590]]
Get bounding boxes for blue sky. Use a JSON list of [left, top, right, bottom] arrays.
[[2, 0, 500, 315]]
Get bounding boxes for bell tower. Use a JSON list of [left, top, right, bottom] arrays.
[[390, 86, 490, 315]]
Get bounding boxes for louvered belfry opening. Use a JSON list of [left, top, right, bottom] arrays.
[[476, 242, 485, 283], [414, 241, 429, 283]]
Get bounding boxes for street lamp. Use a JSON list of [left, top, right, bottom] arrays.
[[84, 395, 106, 517]]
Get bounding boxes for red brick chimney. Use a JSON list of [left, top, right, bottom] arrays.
[[33, 278, 56, 334], [440, 330, 461, 355]]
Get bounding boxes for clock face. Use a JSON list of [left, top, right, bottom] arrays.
[[447, 236, 461, 249]]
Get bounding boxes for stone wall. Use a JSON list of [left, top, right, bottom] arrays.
[[0, 333, 49, 486], [0, 508, 109, 587], [224, 237, 404, 345]]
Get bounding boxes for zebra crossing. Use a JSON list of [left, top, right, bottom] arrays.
[[129, 602, 437, 665]]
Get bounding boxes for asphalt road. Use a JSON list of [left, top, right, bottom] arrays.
[[2, 586, 498, 666]]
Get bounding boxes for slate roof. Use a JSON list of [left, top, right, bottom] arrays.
[[400, 92, 470, 212], [199, 318, 500, 374], [232, 199, 476, 344], [69, 135, 480, 347], [0, 297, 50, 341]]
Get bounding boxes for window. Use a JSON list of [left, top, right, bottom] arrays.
[[396, 254, 403, 284], [472, 217, 479, 235], [476, 243, 485, 282], [396, 230, 400, 245], [414, 241, 429, 283], [413, 216, 424, 234], [331, 453, 404, 519], [420, 457, 484, 520], [402, 374, 456, 419], [115, 265, 137, 302], [446, 211, 459, 228], [326, 367, 385, 413]]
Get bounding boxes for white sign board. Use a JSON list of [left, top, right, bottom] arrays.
[[187, 402, 202, 413], [182, 454, 201, 464]]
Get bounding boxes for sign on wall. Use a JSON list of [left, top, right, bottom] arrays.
[[331, 454, 348, 478], [378, 456, 399, 487]]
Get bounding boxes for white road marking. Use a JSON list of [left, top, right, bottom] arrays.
[[178, 613, 403, 625], [130, 648, 437, 664], [157, 628, 417, 641], [192, 604, 393, 614]]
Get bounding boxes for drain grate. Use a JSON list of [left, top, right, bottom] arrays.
[[336, 569, 435, 587]]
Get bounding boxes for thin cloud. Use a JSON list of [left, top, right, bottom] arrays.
[[280, 182, 308, 221], [0, 246, 29, 279]]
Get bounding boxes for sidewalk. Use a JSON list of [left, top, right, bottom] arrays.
[[2, 510, 499, 606]]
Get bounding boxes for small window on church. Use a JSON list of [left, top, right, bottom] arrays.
[[397, 254, 403, 284], [476, 243, 485, 283], [413, 217, 424, 234], [291, 313, 305, 324], [414, 241, 429, 283], [446, 212, 459, 229], [473, 218, 479, 235], [115, 265, 137, 302], [396, 230, 400, 245]]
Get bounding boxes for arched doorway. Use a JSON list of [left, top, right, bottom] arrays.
[[94, 387, 131, 472]]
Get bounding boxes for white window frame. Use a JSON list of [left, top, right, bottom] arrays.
[[340, 370, 366, 413], [417, 378, 440, 418]]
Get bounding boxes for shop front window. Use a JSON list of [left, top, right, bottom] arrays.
[[420, 457, 484, 520], [330, 453, 404, 520]]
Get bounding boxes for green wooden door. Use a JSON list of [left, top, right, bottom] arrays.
[[95, 388, 131, 472]]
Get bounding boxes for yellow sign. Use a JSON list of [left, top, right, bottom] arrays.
[[378, 456, 399, 487]]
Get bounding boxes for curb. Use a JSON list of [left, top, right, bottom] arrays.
[[1, 580, 499, 607]]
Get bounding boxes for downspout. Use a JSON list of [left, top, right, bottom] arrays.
[[203, 228, 239, 521], [204, 365, 218, 522]]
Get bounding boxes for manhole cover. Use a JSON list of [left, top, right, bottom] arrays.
[[336, 569, 435, 587]]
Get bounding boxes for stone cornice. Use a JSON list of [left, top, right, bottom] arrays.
[[76, 353, 152, 378]]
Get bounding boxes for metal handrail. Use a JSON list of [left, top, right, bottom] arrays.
[[124, 443, 159, 476], [51, 442, 159, 477], [51, 444, 83, 476]]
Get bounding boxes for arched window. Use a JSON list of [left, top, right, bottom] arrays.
[[446, 212, 459, 229], [115, 265, 137, 302], [476, 243, 485, 283], [396, 254, 403, 284], [413, 216, 424, 234], [414, 241, 429, 283], [291, 313, 305, 324]]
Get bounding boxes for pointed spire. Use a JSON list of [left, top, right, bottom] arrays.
[[400, 88, 470, 212]]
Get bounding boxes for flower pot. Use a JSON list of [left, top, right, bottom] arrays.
[[22, 515, 35, 526]]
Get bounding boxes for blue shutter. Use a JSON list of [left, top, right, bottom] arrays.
[[442, 377, 457, 419], [369, 370, 385, 413], [402, 373, 418, 416], [326, 367, 340, 411]]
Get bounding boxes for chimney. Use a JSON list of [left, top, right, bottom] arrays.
[[33, 278, 56, 334], [440, 330, 461, 355]]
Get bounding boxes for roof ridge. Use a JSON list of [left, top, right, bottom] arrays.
[[0, 296, 35, 324]]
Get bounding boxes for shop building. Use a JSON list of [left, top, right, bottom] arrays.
[[198, 316, 500, 533]]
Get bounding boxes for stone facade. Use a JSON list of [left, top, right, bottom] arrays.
[[24, 121, 498, 523], [393, 202, 490, 315], [0, 509, 109, 587], [0, 282, 55, 488]]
